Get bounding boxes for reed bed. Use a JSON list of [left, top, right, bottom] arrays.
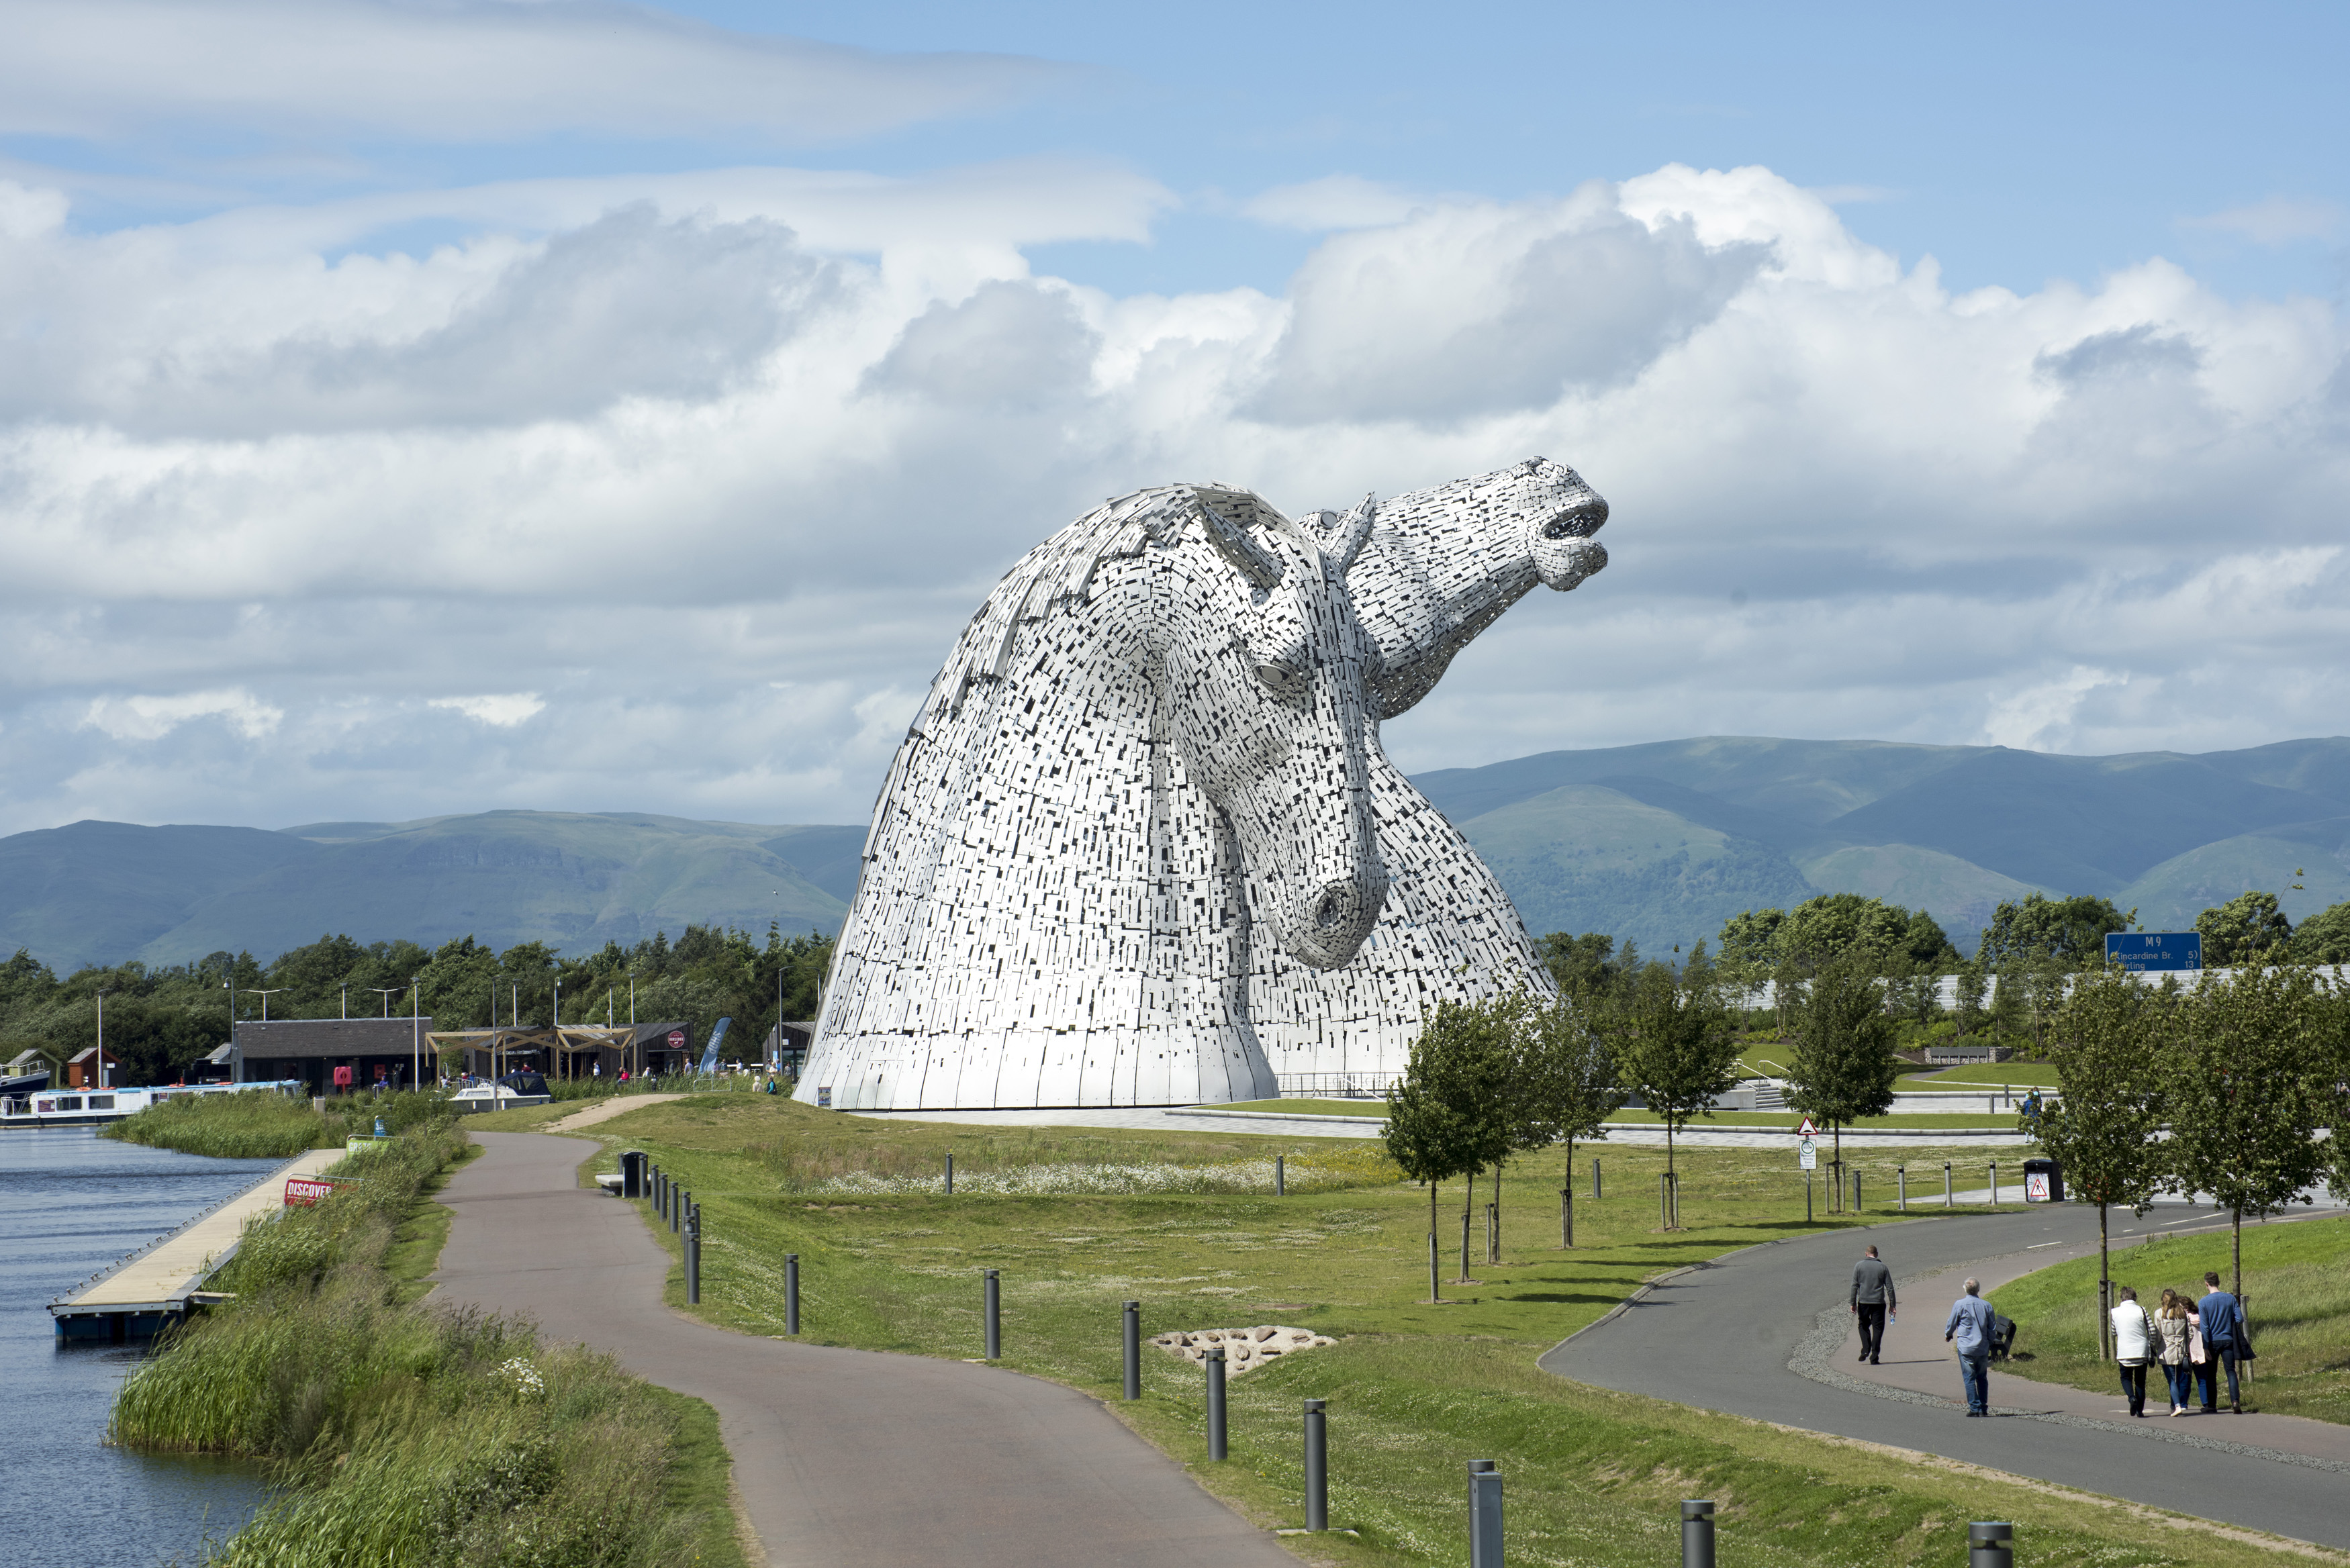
[[111, 1121, 734, 1568], [747, 1124, 1399, 1193], [810, 1147, 1399, 1197], [105, 1086, 459, 1159]]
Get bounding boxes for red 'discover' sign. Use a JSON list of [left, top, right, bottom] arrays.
[[667, 1030, 686, 1049], [285, 1177, 337, 1207]]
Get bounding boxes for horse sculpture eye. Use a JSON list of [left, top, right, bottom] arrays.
[[1255, 655, 1312, 702]]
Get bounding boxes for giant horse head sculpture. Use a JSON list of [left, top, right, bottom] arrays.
[[801, 482, 1395, 1110]]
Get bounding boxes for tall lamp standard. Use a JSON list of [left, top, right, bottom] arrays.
[[248, 988, 286, 1021], [553, 976, 562, 1081], [410, 976, 422, 1093], [367, 987, 403, 1090], [95, 989, 111, 1089], [340, 982, 348, 1020]]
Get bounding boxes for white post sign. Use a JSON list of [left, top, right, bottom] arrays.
[[1796, 1114, 1818, 1171]]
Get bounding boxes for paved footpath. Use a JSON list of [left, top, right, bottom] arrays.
[[430, 1131, 1297, 1568], [1541, 1205, 2350, 1551]]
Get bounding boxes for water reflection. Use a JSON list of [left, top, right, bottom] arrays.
[[1, 1128, 283, 1567]]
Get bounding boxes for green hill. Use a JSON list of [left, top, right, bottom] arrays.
[[0, 812, 859, 973]]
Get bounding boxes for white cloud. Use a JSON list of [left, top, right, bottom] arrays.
[[1241, 176, 1428, 231], [80, 688, 284, 741], [2182, 197, 2345, 246], [6, 158, 2350, 837], [430, 694, 546, 728], [0, 0, 1073, 146]]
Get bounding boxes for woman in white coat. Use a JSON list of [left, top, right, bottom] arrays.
[[2111, 1285, 2155, 1417]]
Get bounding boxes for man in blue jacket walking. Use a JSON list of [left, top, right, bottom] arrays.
[[1944, 1277, 1995, 1416], [2196, 1271, 2245, 1414]]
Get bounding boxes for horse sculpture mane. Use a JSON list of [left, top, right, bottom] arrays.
[[800, 460, 1609, 1110]]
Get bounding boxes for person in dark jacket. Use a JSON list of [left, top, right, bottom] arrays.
[[2195, 1271, 2245, 1413], [1850, 1244, 1897, 1364]]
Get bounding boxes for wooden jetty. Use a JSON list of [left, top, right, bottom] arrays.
[[50, 1147, 345, 1340]]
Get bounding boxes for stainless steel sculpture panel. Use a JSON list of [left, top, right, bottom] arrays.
[[800, 458, 1608, 1109]]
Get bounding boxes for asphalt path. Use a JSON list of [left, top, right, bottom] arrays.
[[430, 1132, 1296, 1568], [1540, 1205, 2350, 1550]]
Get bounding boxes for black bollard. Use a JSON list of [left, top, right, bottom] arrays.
[[1969, 1522, 2014, 1568], [686, 1203, 700, 1304], [1898, 1165, 1907, 1212], [945, 1152, 953, 1195], [1467, 1460, 1503, 1568], [1303, 1398, 1327, 1532], [1276, 1154, 1285, 1197], [785, 1253, 800, 1334], [1852, 1169, 1862, 1212], [1944, 1161, 1953, 1208], [1123, 1300, 1141, 1401], [1989, 1162, 2000, 1205], [672, 1187, 683, 1235], [1205, 1347, 1227, 1460], [1682, 1500, 1715, 1568], [983, 1267, 1001, 1359]]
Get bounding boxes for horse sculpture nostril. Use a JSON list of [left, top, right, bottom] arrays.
[[1314, 889, 1344, 932]]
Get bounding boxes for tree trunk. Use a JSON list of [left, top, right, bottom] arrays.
[[1561, 1138, 1576, 1248], [1833, 1124, 1844, 1214], [1429, 1181, 1440, 1303], [1458, 1167, 1476, 1282], [1664, 1122, 1677, 1229], [1493, 1156, 1505, 1265], [2098, 1202, 2110, 1362]]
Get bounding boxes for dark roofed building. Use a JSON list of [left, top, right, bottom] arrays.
[[234, 1017, 437, 1093]]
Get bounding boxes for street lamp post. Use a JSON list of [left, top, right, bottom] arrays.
[[340, 983, 348, 1020], [370, 987, 401, 1018], [95, 989, 110, 1089], [249, 988, 285, 1022], [410, 976, 422, 1092]]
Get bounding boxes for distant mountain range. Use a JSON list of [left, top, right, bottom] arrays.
[[5, 735, 2345, 972], [0, 812, 862, 973], [1413, 735, 2350, 957]]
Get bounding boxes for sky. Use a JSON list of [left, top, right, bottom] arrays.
[[2, 0, 2347, 836]]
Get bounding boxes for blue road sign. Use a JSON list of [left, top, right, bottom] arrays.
[[2106, 932, 2202, 971]]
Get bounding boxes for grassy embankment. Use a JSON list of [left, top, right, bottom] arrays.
[[1990, 1215, 2350, 1424], [1216, 1098, 2025, 1131], [1897, 1063, 2064, 1090], [107, 1110, 749, 1568], [555, 1094, 2329, 1568], [105, 1087, 456, 1158]]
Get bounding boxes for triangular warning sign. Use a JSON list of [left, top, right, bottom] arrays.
[[1795, 1116, 1818, 1137]]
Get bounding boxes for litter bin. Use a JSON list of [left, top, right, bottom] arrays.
[[621, 1150, 649, 1199], [2022, 1157, 2063, 1203]]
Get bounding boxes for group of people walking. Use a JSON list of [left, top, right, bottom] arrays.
[[1851, 1247, 2253, 1420], [2110, 1272, 2252, 1417]]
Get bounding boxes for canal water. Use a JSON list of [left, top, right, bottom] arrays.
[[1, 1128, 284, 1567]]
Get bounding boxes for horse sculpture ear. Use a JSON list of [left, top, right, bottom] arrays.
[[1195, 497, 1286, 591], [1330, 493, 1376, 576]]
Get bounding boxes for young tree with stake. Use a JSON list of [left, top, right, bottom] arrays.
[[1611, 946, 1741, 1228], [1513, 989, 1628, 1246], [1783, 957, 1902, 1204], [1383, 1002, 1507, 1300], [2038, 967, 2171, 1358], [2165, 965, 2340, 1313]]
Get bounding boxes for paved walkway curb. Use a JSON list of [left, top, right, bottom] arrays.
[[429, 1131, 1297, 1568]]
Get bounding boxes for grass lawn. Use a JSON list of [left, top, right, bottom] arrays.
[[1897, 1063, 2063, 1089], [1990, 1214, 2350, 1425], [1218, 1099, 2023, 1131], [536, 1095, 2324, 1568]]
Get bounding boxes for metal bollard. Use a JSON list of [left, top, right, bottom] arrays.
[[785, 1253, 800, 1334], [1898, 1165, 1907, 1212], [1944, 1161, 1953, 1208], [1989, 1163, 1999, 1206], [686, 1203, 700, 1304], [1123, 1300, 1141, 1400], [1969, 1522, 2014, 1568], [1276, 1154, 1286, 1196], [1592, 1157, 1601, 1202], [1467, 1460, 1503, 1568], [1205, 1347, 1227, 1460], [945, 1152, 953, 1195], [1682, 1500, 1715, 1568], [1303, 1398, 1327, 1531], [984, 1267, 1001, 1359], [673, 1186, 683, 1235], [1852, 1169, 1862, 1212]]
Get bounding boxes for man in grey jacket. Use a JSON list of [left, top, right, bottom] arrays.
[[1850, 1244, 1896, 1364]]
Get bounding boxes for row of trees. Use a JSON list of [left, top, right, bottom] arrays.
[[2032, 962, 2350, 1351], [1382, 946, 1752, 1299], [0, 924, 835, 1087]]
